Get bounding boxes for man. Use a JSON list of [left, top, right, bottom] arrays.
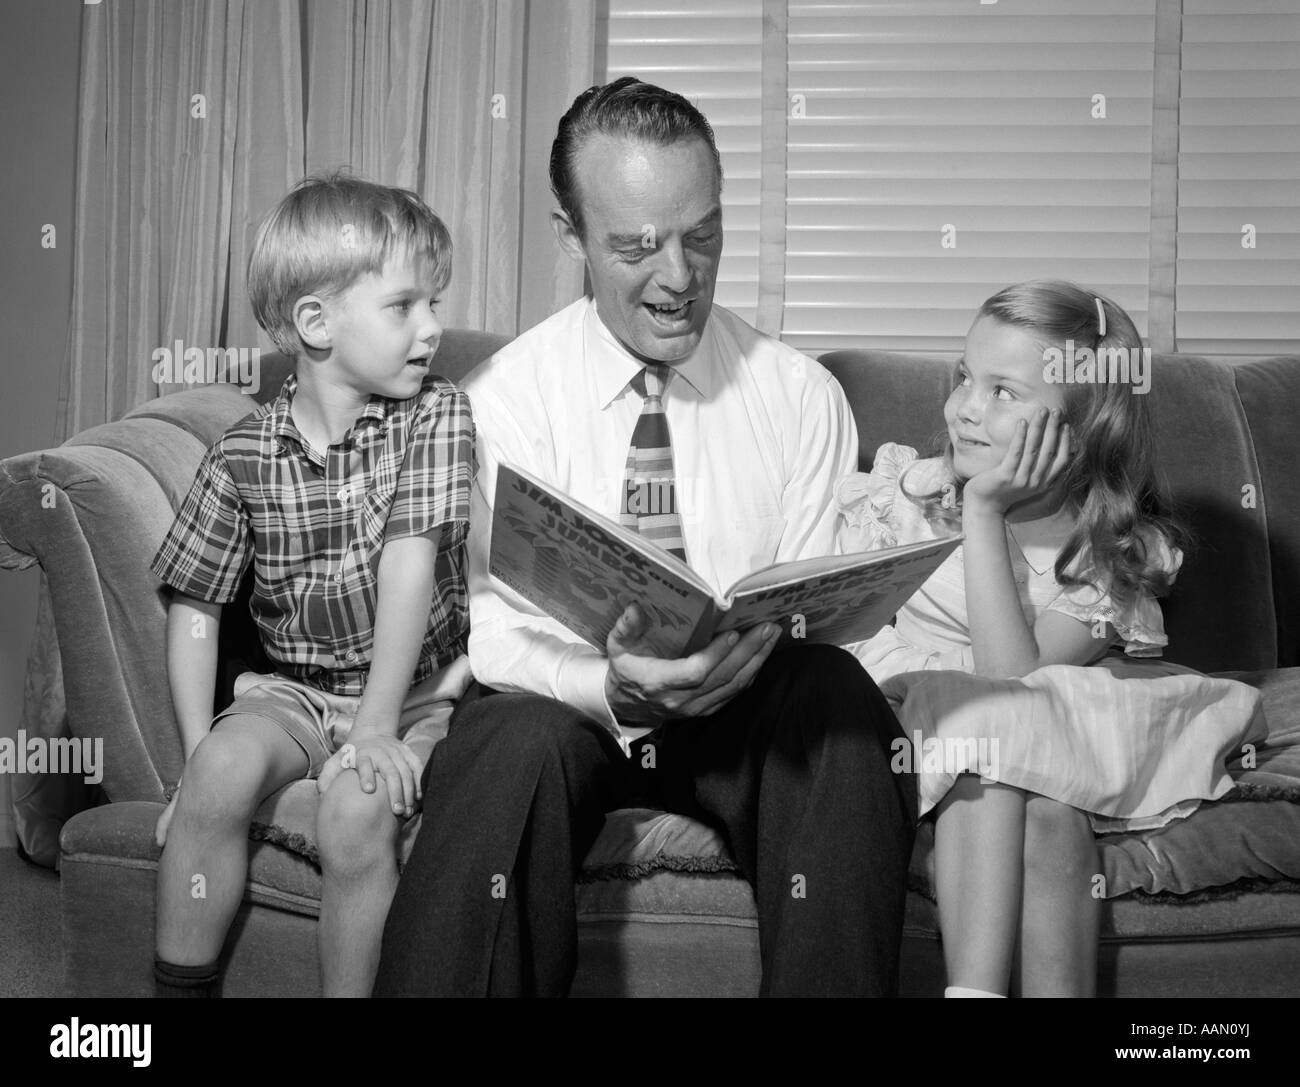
[[374, 77, 915, 997]]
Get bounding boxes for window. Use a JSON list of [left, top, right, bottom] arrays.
[[602, 0, 764, 325], [1175, 0, 1300, 355], [603, 0, 1299, 356]]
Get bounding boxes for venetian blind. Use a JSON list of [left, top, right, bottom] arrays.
[[602, 0, 764, 325], [784, 0, 1158, 354], [1176, 0, 1300, 355]]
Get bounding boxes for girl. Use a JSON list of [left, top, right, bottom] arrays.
[[837, 280, 1263, 997]]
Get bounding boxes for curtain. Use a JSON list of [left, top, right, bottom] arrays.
[[24, 0, 594, 863], [56, 0, 596, 438]]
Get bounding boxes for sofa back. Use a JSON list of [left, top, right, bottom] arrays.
[[3, 328, 1296, 803], [0, 331, 508, 802], [821, 350, 1300, 675]]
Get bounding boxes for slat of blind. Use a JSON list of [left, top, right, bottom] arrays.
[[791, 179, 1152, 204], [787, 255, 1151, 281], [606, 1, 764, 323], [786, 0, 1156, 354], [1176, 4, 1300, 352]]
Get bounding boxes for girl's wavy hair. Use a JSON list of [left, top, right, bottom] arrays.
[[904, 279, 1189, 604]]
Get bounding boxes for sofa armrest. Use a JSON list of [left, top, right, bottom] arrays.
[[0, 389, 271, 800], [0, 439, 197, 799]]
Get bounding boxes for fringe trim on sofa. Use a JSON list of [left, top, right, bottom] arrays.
[[1117, 875, 1300, 907], [577, 853, 741, 883], [245, 826, 744, 885], [1225, 782, 1300, 804], [249, 822, 319, 866]]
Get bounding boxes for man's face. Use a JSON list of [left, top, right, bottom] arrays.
[[557, 134, 722, 365]]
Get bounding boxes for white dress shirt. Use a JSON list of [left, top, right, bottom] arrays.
[[461, 296, 860, 750]]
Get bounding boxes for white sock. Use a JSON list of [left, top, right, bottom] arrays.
[[945, 985, 1006, 998]]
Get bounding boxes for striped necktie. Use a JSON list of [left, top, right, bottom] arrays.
[[620, 364, 687, 562]]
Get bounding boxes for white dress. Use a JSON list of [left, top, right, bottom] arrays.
[[838, 444, 1266, 832]]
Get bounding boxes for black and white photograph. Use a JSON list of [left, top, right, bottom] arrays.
[[0, 0, 1295, 1064]]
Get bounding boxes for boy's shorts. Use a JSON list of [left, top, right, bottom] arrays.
[[212, 656, 472, 779]]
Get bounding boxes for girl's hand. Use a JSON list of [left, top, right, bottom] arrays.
[[962, 406, 1070, 516]]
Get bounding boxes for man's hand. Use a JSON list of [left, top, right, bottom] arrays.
[[604, 603, 781, 725], [317, 732, 423, 818]]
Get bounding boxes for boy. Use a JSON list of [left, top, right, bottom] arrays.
[[150, 173, 474, 997]]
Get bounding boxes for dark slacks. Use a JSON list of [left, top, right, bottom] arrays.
[[374, 644, 915, 997]]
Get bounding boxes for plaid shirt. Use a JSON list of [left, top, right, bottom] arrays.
[[151, 374, 475, 696]]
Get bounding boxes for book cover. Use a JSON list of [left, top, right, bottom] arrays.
[[490, 463, 961, 659]]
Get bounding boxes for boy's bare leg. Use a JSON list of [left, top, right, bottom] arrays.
[[934, 776, 1026, 996], [317, 770, 404, 997], [156, 716, 308, 966], [1015, 795, 1100, 997]]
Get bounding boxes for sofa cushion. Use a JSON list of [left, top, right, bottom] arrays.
[[226, 666, 1300, 906], [60, 800, 756, 923], [1099, 667, 1300, 900]]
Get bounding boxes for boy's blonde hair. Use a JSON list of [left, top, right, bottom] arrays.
[[248, 172, 452, 356]]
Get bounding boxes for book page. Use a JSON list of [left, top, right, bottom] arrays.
[[490, 465, 715, 657], [716, 536, 961, 646], [725, 536, 957, 595]]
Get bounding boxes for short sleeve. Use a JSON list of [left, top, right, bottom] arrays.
[[150, 440, 252, 603], [384, 385, 477, 548], [836, 442, 954, 553], [1043, 533, 1184, 657]]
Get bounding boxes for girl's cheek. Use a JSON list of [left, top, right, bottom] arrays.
[[983, 401, 1026, 443], [991, 400, 1033, 427]]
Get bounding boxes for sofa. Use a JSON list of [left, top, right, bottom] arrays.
[[2, 331, 1298, 997]]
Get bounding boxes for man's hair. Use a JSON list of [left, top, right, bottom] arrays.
[[549, 76, 723, 238], [247, 171, 452, 356]]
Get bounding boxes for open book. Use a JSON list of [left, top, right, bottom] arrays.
[[489, 464, 962, 660]]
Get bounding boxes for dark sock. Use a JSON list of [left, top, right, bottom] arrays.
[[154, 958, 220, 998]]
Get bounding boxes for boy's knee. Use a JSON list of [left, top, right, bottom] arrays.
[[317, 776, 399, 873], [176, 734, 263, 825]]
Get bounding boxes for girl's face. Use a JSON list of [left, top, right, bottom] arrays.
[[945, 315, 1068, 480]]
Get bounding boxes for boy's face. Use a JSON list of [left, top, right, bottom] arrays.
[[320, 250, 443, 400]]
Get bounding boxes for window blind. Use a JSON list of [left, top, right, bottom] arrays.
[[784, 0, 1158, 354], [602, 0, 764, 325], [1176, 0, 1300, 355]]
